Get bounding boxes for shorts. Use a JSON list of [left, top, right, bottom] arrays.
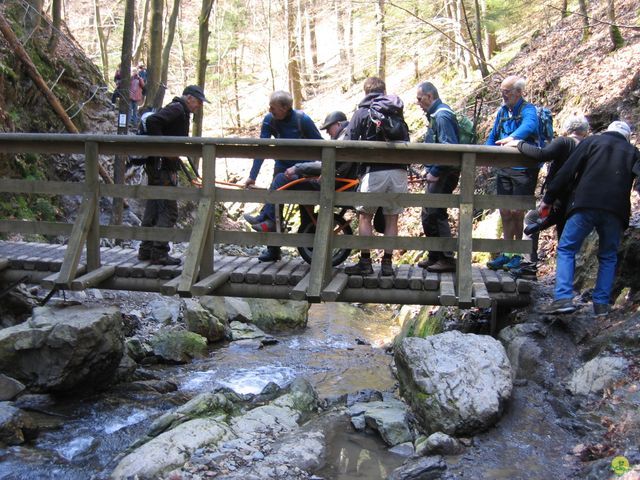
[[356, 168, 408, 215], [496, 167, 538, 196]]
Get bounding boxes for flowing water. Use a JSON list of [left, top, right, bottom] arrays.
[[0, 302, 406, 479]]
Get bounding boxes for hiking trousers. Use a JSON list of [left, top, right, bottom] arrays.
[[139, 169, 179, 257]]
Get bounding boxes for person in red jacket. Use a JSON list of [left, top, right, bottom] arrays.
[[129, 68, 145, 127]]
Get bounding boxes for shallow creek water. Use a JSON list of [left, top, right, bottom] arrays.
[[0, 302, 406, 479]]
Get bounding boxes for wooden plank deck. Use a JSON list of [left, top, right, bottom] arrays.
[[0, 241, 533, 307]]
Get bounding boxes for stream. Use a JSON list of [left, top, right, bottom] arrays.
[[0, 302, 407, 479]]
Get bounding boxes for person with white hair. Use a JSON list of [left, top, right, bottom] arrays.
[[486, 75, 541, 272], [539, 120, 639, 316], [505, 113, 590, 269]]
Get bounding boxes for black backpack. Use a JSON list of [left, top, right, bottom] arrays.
[[128, 110, 157, 167], [366, 95, 409, 142]]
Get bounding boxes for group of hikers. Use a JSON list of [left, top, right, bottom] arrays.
[[133, 75, 640, 317], [111, 62, 148, 126]]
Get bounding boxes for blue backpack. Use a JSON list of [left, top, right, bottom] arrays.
[[498, 102, 554, 147]]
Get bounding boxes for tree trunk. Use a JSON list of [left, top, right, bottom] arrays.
[[232, 50, 241, 128], [157, 0, 181, 107], [146, 0, 164, 109], [48, 0, 61, 52], [113, 0, 136, 228], [193, 0, 215, 137], [93, 0, 109, 82], [25, 0, 43, 30], [335, 0, 347, 64], [347, 0, 355, 82], [307, 1, 318, 82], [266, 1, 276, 92], [375, 0, 386, 80], [607, 0, 624, 50], [578, 0, 590, 41], [478, 0, 496, 58], [297, 0, 308, 83], [133, 0, 151, 64], [560, 0, 568, 18], [287, 0, 303, 108]]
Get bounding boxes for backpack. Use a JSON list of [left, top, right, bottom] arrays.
[[497, 102, 554, 147], [430, 107, 476, 144], [128, 110, 156, 167], [366, 94, 409, 142]]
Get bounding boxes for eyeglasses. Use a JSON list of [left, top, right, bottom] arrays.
[[500, 88, 514, 95]]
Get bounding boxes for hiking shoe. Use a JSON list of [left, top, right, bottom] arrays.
[[538, 298, 576, 314], [417, 257, 437, 269], [138, 250, 151, 261], [503, 255, 523, 271], [151, 254, 181, 266], [427, 258, 456, 273], [258, 247, 281, 262], [243, 213, 263, 224], [252, 220, 276, 232], [381, 258, 394, 276], [593, 303, 611, 317], [345, 258, 374, 276], [487, 253, 511, 270], [509, 264, 537, 280]]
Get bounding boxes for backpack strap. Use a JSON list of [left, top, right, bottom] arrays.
[[268, 110, 306, 139]]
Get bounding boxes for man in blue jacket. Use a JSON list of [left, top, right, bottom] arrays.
[[243, 90, 323, 261], [486, 75, 539, 271], [539, 121, 639, 316], [416, 81, 460, 273]]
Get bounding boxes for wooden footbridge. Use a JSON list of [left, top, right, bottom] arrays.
[[0, 133, 538, 308]]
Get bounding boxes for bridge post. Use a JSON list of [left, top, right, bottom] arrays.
[[306, 147, 337, 301], [85, 141, 101, 271], [457, 152, 475, 308], [178, 144, 217, 295]]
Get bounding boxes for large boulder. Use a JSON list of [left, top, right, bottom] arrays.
[[348, 398, 413, 446], [0, 374, 25, 401], [200, 296, 309, 332], [0, 305, 123, 392], [0, 402, 37, 445], [395, 332, 513, 436]]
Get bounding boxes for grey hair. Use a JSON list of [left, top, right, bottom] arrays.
[[269, 90, 293, 109], [513, 77, 526, 92], [418, 82, 440, 99], [563, 113, 589, 135]]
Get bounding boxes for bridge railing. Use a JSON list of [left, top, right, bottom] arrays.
[[0, 133, 536, 306]]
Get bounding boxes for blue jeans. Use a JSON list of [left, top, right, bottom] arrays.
[[555, 209, 622, 305], [129, 100, 139, 125]]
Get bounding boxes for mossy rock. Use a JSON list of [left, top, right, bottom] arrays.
[[150, 330, 207, 364]]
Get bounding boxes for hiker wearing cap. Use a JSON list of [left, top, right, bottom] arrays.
[[247, 111, 352, 262], [539, 121, 639, 316], [415, 81, 460, 273], [137, 84, 209, 266]]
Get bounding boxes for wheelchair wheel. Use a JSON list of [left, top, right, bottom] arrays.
[[297, 213, 353, 266]]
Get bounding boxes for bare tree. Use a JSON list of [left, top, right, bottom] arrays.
[[93, 0, 109, 81], [287, 0, 303, 108], [146, 0, 164, 109], [578, 0, 589, 41], [607, 0, 624, 50], [133, 0, 151, 63], [157, 0, 181, 107], [335, 0, 347, 64], [48, 0, 61, 51], [375, 0, 386, 80], [306, 0, 319, 82], [193, 0, 215, 137], [25, 0, 43, 30], [560, 0, 568, 18], [478, 0, 496, 58]]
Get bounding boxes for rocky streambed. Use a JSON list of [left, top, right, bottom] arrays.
[[0, 281, 639, 480]]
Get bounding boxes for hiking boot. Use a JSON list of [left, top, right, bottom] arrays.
[[258, 247, 281, 262], [151, 254, 181, 266], [538, 298, 576, 314], [345, 258, 374, 276], [503, 255, 523, 271], [243, 212, 264, 224], [593, 303, 611, 317], [427, 258, 456, 273], [487, 253, 511, 270], [252, 220, 276, 232], [417, 257, 437, 269], [138, 250, 151, 261], [509, 264, 537, 280], [381, 258, 394, 276]]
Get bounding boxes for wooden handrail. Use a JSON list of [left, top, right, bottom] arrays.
[[0, 133, 535, 304]]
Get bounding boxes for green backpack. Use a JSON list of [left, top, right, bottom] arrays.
[[431, 107, 477, 144]]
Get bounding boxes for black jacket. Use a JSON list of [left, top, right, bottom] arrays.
[[145, 96, 191, 171], [518, 135, 579, 194], [543, 132, 640, 226]]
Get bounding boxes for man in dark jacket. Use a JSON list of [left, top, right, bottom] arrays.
[[137, 84, 209, 265], [415, 81, 460, 273], [344, 77, 409, 277], [539, 121, 639, 316]]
